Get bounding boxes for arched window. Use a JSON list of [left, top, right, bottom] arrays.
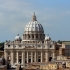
[[40, 35, 41, 38], [36, 34, 38, 39], [28, 34, 30, 38], [32, 34, 34, 38], [50, 45, 52, 48]]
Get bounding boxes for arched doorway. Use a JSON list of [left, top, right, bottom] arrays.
[[28, 59, 31, 63], [19, 59, 22, 63], [38, 59, 41, 62], [49, 57, 52, 61]]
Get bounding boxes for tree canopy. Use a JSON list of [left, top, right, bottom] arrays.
[[0, 42, 4, 51]]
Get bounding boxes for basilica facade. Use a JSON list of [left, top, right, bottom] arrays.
[[4, 13, 56, 67]]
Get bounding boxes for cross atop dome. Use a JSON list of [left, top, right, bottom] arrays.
[[32, 12, 37, 21]]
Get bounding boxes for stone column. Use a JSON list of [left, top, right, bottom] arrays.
[[17, 51, 19, 64], [4, 50, 7, 64], [11, 51, 14, 65], [27, 51, 28, 63], [22, 52, 23, 64], [31, 52, 33, 63], [35, 51, 36, 62], [41, 51, 43, 62], [4, 51, 7, 60], [53, 50, 55, 59], [22, 51, 25, 65], [46, 50, 49, 62]]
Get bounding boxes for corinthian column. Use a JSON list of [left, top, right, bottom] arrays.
[[41, 51, 43, 62], [17, 51, 19, 64], [53, 50, 55, 59], [11, 51, 14, 65], [46, 50, 49, 62], [27, 51, 28, 63], [4, 50, 7, 64], [4, 50, 7, 60], [22, 51, 25, 65], [31, 52, 33, 63], [35, 51, 36, 62]]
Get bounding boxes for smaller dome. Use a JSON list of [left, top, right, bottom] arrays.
[[45, 35, 51, 40], [15, 34, 21, 41]]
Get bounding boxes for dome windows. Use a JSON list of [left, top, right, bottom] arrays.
[[28, 34, 30, 39], [36, 34, 38, 39], [32, 34, 34, 39]]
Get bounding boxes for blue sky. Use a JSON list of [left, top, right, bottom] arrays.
[[0, 0, 70, 42]]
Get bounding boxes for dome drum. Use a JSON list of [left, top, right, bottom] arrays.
[[23, 33, 45, 41], [24, 31, 44, 34]]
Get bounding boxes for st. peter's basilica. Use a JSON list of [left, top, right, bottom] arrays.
[[4, 12, 56, 67]]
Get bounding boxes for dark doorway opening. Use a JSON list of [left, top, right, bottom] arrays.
[[38, 59, 41, 62], [25, 60, 27, 63], [28, 59, 31, 63], [49, 57, 52, 61], [19, 59, 21, 63]]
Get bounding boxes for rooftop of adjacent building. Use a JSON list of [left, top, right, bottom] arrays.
[[62, 41, 70, 45]]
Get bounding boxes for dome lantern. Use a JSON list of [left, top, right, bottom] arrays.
[[32, 12, 37, 21]]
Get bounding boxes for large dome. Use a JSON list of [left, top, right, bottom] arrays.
[[24, 12, 44, 33], [23, 12, 45, 41], [24, 21, 44, 32]]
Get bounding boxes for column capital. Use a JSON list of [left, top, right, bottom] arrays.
[[11, 50, 14, 52], [16, 50, 19, 52], [46, 50, 48, 53], [52, 50, 55, 53], [22, 51, 25, 53], [31, 51, 33, 53]]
